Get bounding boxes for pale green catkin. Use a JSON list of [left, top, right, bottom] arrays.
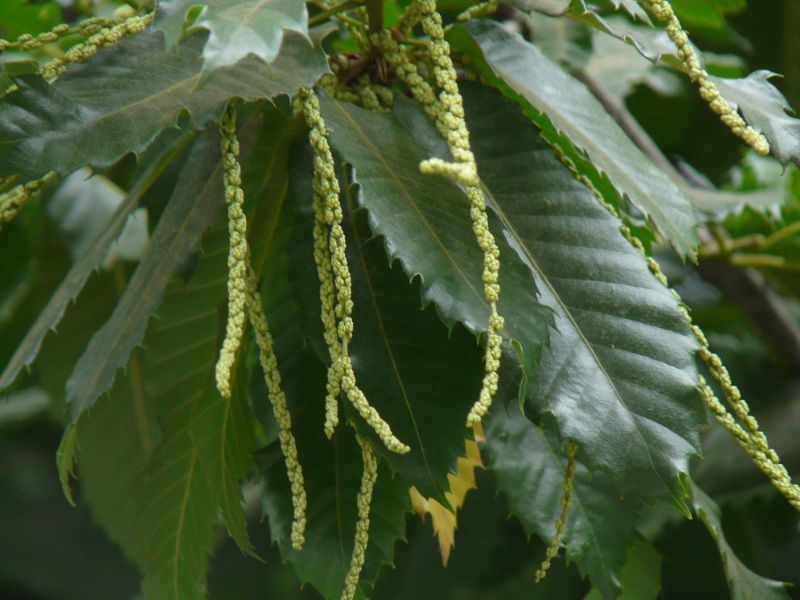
[[341, 434, 378, 600], [393, 0, 504, 427], [214, 102, 250, 400], [548, 141, 800, 512], [244, 269, 307, 549], [0, 171, 57, 229], [295, 87, 410, 454], [318, 72, 392, 113], [40, 13, 153, 83], [638, 0, 769, 156], [535, 443, 577, 583], [0, 10, 132, 53], [396, 1, 423, 34]]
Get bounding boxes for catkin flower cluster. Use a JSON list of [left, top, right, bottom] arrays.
[[379, 0, 504, 427], [215, 102, 250, 401], [0, 171, 57, 229], [41, 13, 153, 83], [245, 268, 307, 549], [639, 0, 769, 156], [341, 435, 378, 600], [294, 86, 410, 455], [214, 104, 308, 545]]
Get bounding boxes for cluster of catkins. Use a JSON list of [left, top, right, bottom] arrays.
[[0, 0, 798, 597]]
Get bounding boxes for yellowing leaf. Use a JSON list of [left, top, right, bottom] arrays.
[[408, 428, 484, 567]]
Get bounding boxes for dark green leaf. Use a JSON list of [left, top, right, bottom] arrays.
[[156, 0, 310, 72], [453, 19, 699, 256], [65, 129, 226, 422], [691, 483, 790, 600], [0, 28, 327, 179], [457, 83, 704, 507], [75, 355, 160, 571], [317, 94, 552, 400], [485, 405, 639, 599]]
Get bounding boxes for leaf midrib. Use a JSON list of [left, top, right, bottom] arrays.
[[481, 182, 676, 502]]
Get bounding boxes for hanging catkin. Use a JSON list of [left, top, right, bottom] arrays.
[[294, 86, 410, 454], [214, 102, 250, 400], [380, 0, 504, 427], [40, 13, 153, 83], [535, 443, 577, 583], [245, 269, 307, 549], [341, 434, 378, 600], [638, 0, 769, 155]]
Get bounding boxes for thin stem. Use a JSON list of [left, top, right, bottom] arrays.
[[762, 220, 800, 249], [728, 253, 800, 272], [366, 0, 383, 35], [308, 0, 364, 26]]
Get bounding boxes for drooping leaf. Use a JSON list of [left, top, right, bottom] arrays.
[[137, 391, 219, 600], [712, 71, 800, 167], [691, 484, 791, 600], [0, 130, 192, 392], [60, 108, 296, 596], [64, 130, 225, 422], [0, 28, 327, 179], [75, 354, 161, 571], [288, 143, 485, 501], [452, 19, 699, 257], [484, 405, 639, 599], [156, 0, 310, 72], [316, 94, 553, 402], [456, 83, 704, 507]]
